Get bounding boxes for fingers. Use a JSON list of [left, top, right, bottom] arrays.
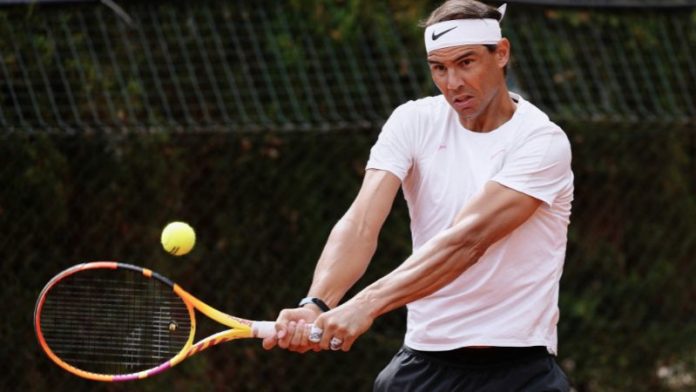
[[339, 335, 357, 352], [277, 320, 297, 349], [262, 319, 285, 351], [274, 308, 316, 351], [289, 319, 311, 351], [309, 319, 351, 352], [264, 305, 366, 353], [262, 319, 285, 350], [317, 320, 337, 351], [261, 335, 277, 350], [308, 325, 341, 350], [278, 320, 314, 352]]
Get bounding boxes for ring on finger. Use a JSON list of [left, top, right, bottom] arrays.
[[330, 337, 343, 351], [309, 325, 323, 343]]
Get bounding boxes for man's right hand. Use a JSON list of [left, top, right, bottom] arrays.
[[262, 307, 321, 353]]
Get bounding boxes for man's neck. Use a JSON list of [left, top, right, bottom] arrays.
[[459, 89, 517, 133]]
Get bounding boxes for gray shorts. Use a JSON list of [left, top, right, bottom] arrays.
[[374, 346, 570, 392]]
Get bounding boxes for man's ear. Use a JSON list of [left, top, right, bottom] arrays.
[[496, 38, 511, 68]]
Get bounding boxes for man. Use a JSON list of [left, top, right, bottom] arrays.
[[263, 1, 573, 390]]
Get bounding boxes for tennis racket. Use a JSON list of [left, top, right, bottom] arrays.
[[34, 261, 276, 382]]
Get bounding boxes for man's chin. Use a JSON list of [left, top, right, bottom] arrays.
[[454, 107, 478, 120]]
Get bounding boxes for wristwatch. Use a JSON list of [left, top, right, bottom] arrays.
[[298, 297, 330, 312]]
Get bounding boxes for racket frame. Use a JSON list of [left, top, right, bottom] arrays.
[[34, 261, 272, 382]]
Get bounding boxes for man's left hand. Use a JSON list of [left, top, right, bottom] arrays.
[[309, 298, 374, 352]]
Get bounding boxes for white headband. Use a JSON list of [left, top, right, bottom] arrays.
[[424, 4, 507, 53]]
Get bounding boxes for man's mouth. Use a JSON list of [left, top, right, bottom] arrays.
[[452, 95, 474, 110]]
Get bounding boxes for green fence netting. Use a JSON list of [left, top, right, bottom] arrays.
[[1, 1, 694, 392]]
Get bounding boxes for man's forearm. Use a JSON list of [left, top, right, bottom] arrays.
[[307, 215, 379, 308], [350, 220, 484, 318], [348, 182, 542, 320]]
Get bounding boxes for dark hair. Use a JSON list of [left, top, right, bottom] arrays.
[[422, 0, 507, 73], [421, 0, 502, 27]]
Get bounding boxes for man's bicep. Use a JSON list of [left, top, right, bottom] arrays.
[[452, 181, 542, 248], [344, 169, 401, 234]]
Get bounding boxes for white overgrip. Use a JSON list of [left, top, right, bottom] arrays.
[[252, 321, 277, 338]]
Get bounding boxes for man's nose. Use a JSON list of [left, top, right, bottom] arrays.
[[446, 68, 462, 91]]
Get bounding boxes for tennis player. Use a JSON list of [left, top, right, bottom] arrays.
[[264, 1, 573, 390]]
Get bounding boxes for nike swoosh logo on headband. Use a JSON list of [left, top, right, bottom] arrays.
[[431, 26, 457, 41]]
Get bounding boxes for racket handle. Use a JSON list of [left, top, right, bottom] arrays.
[[252, 321, 277, 338], [252, 322, 343, 348]]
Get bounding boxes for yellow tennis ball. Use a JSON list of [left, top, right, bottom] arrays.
[[161, 221, 196, 256]]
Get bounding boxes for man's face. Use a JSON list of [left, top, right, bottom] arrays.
[[427, 41, 508, 122]]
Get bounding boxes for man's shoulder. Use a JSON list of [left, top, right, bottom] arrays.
[[383, 95, 449, 135], [514, 94, 549, 124], [393, 95, 448, 116], [513, 93, 565, 137]]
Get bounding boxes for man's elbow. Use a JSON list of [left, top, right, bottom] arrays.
[[334, 214, 380, 242], [442, 226, 490, 265]]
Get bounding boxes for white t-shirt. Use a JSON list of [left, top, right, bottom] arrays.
[[366, 93, 573, 354]]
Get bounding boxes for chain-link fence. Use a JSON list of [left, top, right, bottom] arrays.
[[1, 1, 694, 391]]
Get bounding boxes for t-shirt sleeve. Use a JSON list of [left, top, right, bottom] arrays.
[[365, 103, 416, 181], [492, 127, 573, 207]]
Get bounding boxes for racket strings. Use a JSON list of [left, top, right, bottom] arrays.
[[39, 269, 191, 374]]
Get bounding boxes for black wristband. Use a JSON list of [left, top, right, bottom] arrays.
[[298, 297, 330, 312]]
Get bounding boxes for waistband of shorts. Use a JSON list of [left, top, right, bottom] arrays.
[[403, 345, 550, 367]]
